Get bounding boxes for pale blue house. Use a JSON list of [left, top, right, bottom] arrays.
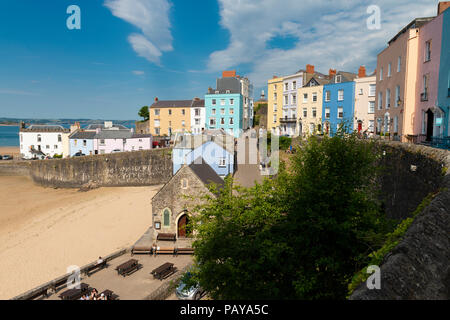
[[172, 134, 235, 178], [69, 131, 96, 156]]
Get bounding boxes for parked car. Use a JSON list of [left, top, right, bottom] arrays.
[[175, 272, 205, 300], [111, 149, 122, 153], [2, 155, 13, 160], [73, 152, 85, 157]]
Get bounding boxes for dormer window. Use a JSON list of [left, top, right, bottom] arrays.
[[335, 75, 342, 83]]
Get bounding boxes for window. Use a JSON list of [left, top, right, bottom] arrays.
[[37, 134, 41, 142], [369, 101, 375, 114], [163, 209, 170, 226], [293, 81, 297, 90], [338, 90, 344, 101], [212, 108, 216, 115], [46, 145, 50, 149], [292, 94, 297, 104], [195, 118, 200, 125], [386, 89, 391, 109], [58, 134, 62, 142], [285, 83, 289, 90], [273, 114, 277, 123], [312, 108, 317, 118], [168, 109, 172, 115], [388, 63, 392, 77], [303, 108, 307, 118], [395, 85, 400, 106], [230, 108, 234, 115], [325, 91, 331, 102], [182, 120, 185, 127], [182, 109, 185, 115], [369, 120, 375, 132], [284, 95, 288, 105], [325, 108, 330, 119], [226, 90, 231, 94], [181, 179, 188, 189], [212, 99, 216, 105], [303, 93, 308, 103], [155, 128, 160, 135], [209, 118, 216, 126], [378, 92, 383, 110], [230, 98, 234, 105], [220, 99, 226, 106], [369, 84, 376, 97], [218, 158, 226, 167], [229, 118, 234, 125], [220, 118, 225, 125], [380, 68, 383, 81], [221, 108, 225, 115], [100, 139, 105, 145], [397, 56, 401, 72], [154, 109, 160, 116], [394, 116, 398, 133], [425, 40, 431, 62], [359, 88, 364, 95], [195, 108, 200, 116], [273, 93, 277, 100], [54, 145, 58, 149], [337, 107, 343, 119], [83, 140, 87, 147], [154, 119, 160, 127], [20, 134, 23, 142], [312, 92, 317, 102], [335, 75, 342, 83]]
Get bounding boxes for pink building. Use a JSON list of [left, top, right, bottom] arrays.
[[415, 12, 445, 140], [93, 129, 152, 154], [124, 134, 153, 152]]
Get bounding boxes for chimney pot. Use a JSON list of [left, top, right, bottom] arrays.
[[329, 69, 337, 77], [358, 66, 367, 78], [306, 64, 315, 74], [154, 97, 159, 102]]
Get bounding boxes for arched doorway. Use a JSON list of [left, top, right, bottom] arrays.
[[177, 212, 190, 238]]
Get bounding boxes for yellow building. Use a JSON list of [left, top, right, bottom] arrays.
[[149, 98, 196, 136], [267, 76, 284, 135], [298, 77, 329, 135]]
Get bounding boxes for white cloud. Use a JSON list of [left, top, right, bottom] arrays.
[[132, 70, 146, 76], [209, 0, 437, 87], [104, 0, 172, 64]]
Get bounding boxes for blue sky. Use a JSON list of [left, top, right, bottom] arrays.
[[0, 0, 439, 120]]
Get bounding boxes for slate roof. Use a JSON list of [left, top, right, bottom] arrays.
[[150, 98, 204, 109], [20, 125, 69, 133], [173, 133, 235, 154], [85, 124, 128, 130], [69, 131, 97, 139], [189, 157, 225, 189], [94, 130, 134, 139]]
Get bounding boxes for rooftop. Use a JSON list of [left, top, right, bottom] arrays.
[[20, 125, 69, 133]]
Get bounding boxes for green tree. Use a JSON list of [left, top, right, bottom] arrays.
[[138, 106, 149, 121], [189, 132, 388, 300]]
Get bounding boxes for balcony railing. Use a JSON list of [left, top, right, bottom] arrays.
[[420, 92, 428, 101], [279, 117, 297, 123]]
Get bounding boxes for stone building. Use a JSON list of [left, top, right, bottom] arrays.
[[151, 158, 224, 240]]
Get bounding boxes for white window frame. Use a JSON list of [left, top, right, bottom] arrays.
[[338, 90, 344, 101]]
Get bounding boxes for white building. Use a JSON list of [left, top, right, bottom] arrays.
[[20, 124, 70, 159], [281, 71, 304, 136], [354, 69, 377, 135], [240, 77, 254, 129], [190, 98, 206, 134]]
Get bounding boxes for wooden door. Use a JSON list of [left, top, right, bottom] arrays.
[[178, 214, 187, 238]]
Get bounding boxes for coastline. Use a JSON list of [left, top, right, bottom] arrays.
[[0, 124, 19, 126]]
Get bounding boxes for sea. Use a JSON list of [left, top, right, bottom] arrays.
[[0, 126, 20, 147]]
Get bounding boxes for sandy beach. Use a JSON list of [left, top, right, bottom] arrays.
[[0, 175, 161, 299]]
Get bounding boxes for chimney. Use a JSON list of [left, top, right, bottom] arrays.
[[96, 128, 101, 134], [306, 64, 315, 74], [358, 66, 367, 78], [329, 69, 337, 77], [273, 75, 278, 79], [438, 1, 450, 14], [222, 70, 236, 78]]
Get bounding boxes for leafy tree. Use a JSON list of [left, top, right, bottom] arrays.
[[138, 106, 149, 121], [189, 132, 388, 299]]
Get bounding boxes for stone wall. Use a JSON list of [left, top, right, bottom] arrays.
[[0, 161, 31, 176], [351, 142, 450, 300], [29, 149, 173, 188], [377, 141, 445, 220]]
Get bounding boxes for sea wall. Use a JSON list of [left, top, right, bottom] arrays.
[[0, 161, 31, 176], [351, 142, 450, 300], [29, 149, 173, 188]]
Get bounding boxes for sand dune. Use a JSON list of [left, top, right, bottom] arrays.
[[0, 175, 161, 299]]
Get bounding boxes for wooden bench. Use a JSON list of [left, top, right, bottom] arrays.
[[154, 247, 175, 256], [26, 287, 49, 300], [131, 245, 153, 256], [58, 283, 90, 300], [157, 233, 177, 241], [115, 259, 140, 277], [151, 263, 175, 280], [175, 247, 194, 256], [85, 259, 108, 277], [100, 289, 119, 300]]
